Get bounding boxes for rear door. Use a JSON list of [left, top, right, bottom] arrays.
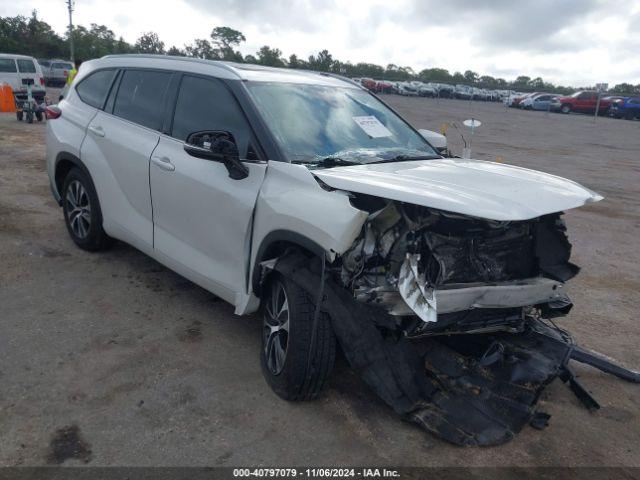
[[16, 58, 44, 91], [149, 74, 267, 303], [82, 68, 173, 251]]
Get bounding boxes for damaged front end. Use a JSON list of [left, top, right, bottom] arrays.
[[337, 197, 576, 336], [264, 191, 639, 447]]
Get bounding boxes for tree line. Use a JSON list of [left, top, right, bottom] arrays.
[[2, 11, 638, 95]]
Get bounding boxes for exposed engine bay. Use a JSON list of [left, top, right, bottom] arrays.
[[335, 196, 577, 335]]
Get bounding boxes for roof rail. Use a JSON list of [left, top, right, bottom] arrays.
[[100, 54, 243, 79]]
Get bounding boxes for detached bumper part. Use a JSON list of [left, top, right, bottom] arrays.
[[273, 252, 640, 446]]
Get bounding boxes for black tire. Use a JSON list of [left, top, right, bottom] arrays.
[[36, 111, 43, 122], [61, 168, 113, 251], [16, 111, 23, 121], [26, 111, 33, 124], [261, 272, 336, 401], [560, 104, 571, 114]]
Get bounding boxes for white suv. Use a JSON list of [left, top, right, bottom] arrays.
[[46, 55, 602, 406]]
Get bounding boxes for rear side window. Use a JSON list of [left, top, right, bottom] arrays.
[[53, 62, 73, 69], [0, 59, 18, 72], [113, 70, 172, 130], [171, 75, 254, 158], [76, 69, 117, 109], [39, 60, 51, 67], [17, 59, 36, 73]]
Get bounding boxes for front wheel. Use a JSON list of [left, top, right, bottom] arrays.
[[560, 104, 571, 114], [260, 272, 336, 401]]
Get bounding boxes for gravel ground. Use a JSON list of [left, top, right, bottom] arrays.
[[0, 95, 639, 467]]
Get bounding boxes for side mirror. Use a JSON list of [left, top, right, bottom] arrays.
[[184, 131, 249, 180], [418, 129, 448, 155]]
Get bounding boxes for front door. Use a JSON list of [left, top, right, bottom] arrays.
[[150, 74, 267, 304]]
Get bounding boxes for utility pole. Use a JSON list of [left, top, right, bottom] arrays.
[[66, 0, 75, 63]]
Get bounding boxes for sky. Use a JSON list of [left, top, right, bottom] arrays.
[[2, 0, 639, 87]]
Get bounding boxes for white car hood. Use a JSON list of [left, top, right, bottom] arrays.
[[312, 158, 603, 221]]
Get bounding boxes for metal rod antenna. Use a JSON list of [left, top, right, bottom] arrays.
[[67, 0, 75, 63]]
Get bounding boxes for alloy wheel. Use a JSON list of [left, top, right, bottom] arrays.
[[263, 280, 290, 375], [66, 180, 91, 239]]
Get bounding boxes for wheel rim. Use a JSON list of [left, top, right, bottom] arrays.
[[66, 180, 91, 239], [263, 280, 290, 375]]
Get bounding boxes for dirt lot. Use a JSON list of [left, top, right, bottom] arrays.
[[1, 96, 639, 467]]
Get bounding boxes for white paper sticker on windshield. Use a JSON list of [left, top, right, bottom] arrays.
[[352, 115, 392, 138]]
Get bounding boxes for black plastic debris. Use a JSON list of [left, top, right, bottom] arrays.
[[274, 252, 639, 446]]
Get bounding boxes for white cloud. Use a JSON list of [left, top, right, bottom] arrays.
[[1, 0, 639, 86]]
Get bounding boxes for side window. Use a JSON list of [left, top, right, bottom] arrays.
[[16, 59, 36, 73], [113, 70, 172, 130], [577, 92, 590, 100], [0, 59, 17, 72], [171, 75, 255, 158], [76, 69, 117, 109]]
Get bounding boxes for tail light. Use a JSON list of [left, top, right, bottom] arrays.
[[40, 77, 45, 86], [45, 105, 62, 119]]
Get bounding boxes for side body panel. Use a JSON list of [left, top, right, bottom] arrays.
[[81, 111, 158, 251], [150, 135, 267, 306], [46, 90, 100, 200], [241, 161, 368, 314]]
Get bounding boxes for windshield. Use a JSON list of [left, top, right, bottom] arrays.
[[246, 82, 438, 164]]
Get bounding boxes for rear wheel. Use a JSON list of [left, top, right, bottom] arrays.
[[261, 272, 336, 401], [36, 111, 43, 122], [61, 168, 113, 251], [16, 111, 23, 121], [26, 111, 33, 123]]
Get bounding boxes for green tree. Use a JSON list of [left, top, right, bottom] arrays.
[[135, 31, 165, 54], [308, 49, 333, 72], [185, 38, 216, 59], [256, 46, 285, 67], [211, 26, 245, 61], [463, 70, 479, 85], [418, 68, 452, 83], [167, 45, 186, 56]]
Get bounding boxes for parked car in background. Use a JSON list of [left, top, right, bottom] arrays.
[[609, 97, 640, 119], [0, 53, 46, 92], [418, 84, 437, 97], [396, 82, 419, 96], [520, 93, 559, 110], [0, 53, 46, 111], [436, 83, 455, 98], [45, 59, 75, 86], [550, 91, 612, 114], [360, 77, 377, 92], [454, 85, 472, 99]]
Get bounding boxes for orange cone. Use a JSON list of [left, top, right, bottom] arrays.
[[0, 83, 17, 113]]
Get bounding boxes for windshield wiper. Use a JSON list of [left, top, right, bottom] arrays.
[[314, 156, 360, 167], [368, 154, 441, 164]]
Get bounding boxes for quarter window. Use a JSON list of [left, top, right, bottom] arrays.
[[113, 70, 172, 130], [16, 59, 36, 73], [76, 69, 117, 109], [0, 59, 17, 73], [171, 75, 254, 158]]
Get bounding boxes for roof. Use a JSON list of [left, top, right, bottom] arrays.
[[99, 54, 360, 88], [0, 53, 38, 60]]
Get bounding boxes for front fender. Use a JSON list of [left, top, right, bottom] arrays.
[[248, 161, 368, 299]]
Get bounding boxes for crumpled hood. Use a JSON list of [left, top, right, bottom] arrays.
[[312, 158, 603, 221]]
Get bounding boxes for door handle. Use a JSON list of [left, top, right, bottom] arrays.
[[88, 125, 105, 137], [151, 155, 175, 172]]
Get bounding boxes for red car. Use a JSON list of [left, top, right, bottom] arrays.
[[550, 91, 612, 114]]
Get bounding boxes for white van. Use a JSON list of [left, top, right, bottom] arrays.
[[0, 53, 46, 94]]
